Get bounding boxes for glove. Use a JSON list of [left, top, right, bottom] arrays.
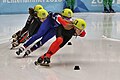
[[79, 30, 86, 37], [29, 8, 35, 16]]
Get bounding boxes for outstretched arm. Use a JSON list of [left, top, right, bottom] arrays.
[[54, 15, 73, 30]]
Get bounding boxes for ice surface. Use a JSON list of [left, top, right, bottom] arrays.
[[0, 13, 120, 80]]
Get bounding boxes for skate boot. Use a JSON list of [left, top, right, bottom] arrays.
[[103, 7, 110, 13], [34, 57, 44, 65], [12, 33, 17, 38], [40, 57, 50, 66], [109, 6, 115, 13], [16, 47, 25, 55], [10, 37, 18, 49], [10, 42, 19, 49], [23, 50, 31, 58], [12, 30, 21, 38]]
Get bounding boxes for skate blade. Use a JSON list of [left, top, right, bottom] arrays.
[[40, 63, 50, 67], [34, 61, 40, 65], [16, 51, 20, 55], [22, 54, 28, 58], [10, 47, 18, 50], [34, 61, 50, 67], [10, 47, 14, 50]]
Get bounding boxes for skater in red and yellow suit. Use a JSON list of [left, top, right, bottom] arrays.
[[35, 16, 86, 66]]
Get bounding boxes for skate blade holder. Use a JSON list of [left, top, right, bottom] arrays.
[[40, 63, 50, 67], [40, 61, 50, 67]]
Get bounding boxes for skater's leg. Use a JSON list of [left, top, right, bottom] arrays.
[[108, 0, 113, 7], [30, 28, 56, 52], [23, 17, 52, 48], [44, 37, 63, 58], [23, 28, 56, 57], [16, 32, 42, 55], [44, 26, 64, 58], [65, 0, 71, 9], [108, 0, 115, 13], [39, 35, 72, 65], [11, 31, 27, 49], [16, 17, 52, 55], [35, 37, 63, 65], [45, 35, 72, 58], [40, 26, 74, 64], [35, 26, 63, 64], [103, 0, 110, 13], [18, 31, 29, 43], [71, 0, 75, 12]]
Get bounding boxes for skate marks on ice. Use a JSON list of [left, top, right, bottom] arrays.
[[10, 47, 20, 50], [1, 13, 120, 80], [34, 61, 50, 67], [15, 55, 38, 59], [102, 35, 120, 42], [14, 48, 44, 59]]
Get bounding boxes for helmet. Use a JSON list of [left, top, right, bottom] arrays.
[[34, 4, 43, 12], [61, 8, 73, 18], [37, 9, 48, 19], [73, 19, 86, 30]]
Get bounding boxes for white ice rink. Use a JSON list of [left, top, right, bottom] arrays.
[[0, 13, 120, 80]]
